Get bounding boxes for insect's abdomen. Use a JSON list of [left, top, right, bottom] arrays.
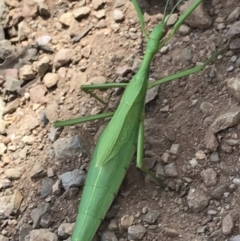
[[72, 133, 136, 241]]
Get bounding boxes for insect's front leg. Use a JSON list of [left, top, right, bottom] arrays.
[[81, 83, 128, 104]]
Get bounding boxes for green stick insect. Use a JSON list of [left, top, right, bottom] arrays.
[[54, 0, 228, 240]]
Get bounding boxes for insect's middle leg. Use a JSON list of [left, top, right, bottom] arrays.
[[136, 119, 165, 188], [81, 83, 128, 104]]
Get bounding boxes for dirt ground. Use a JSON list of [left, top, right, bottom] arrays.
[[1, 0, 240, 240]]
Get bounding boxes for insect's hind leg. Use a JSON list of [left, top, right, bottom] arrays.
[[136, 118, 165, 188], [81, 83, 128, 104]]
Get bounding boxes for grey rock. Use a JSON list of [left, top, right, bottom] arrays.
[[227, 66, 234, 72], [35, 0, 50, 17], [200, 168, 217, 187], [88, 76, 106, 84], [72, 7, 91, 19], [52, 180, 62, 195], [0, 178, 12, 189], [53, 135, 87, 160], [236, 58, 240, 68], [116, 65, 131, 77], [113, 9, 124, 22], [47, 168, 54, 178], [181, 48, 192, 62], [62, 187, 79, 199], [40, 213, 52, 228], [233, 177, 240, 186], [19, 223, 32, 241], [101, 230, 118, 241], [155, 163, 165, 177], [4, 99, 20, 114], [39, 109, 48, 127], [222, 213, 234, 235], [53, 48, 75, 69], [48, 127, 60, 142], [37, 55, 50, 77], [81, 45, 92, 59], [164, 228, 179, 237], [19, 65, 36, 81], [178, 24, 191, 35], [227, 77, 240, 101], [36, 34, 51, 46], [0, 0, 5, 19], [0, 142, 6, 155], [25, 48, 38, 61], [179, 0, 211, 28], [203, 116, 214, 126], [227, 7, 240, 23], [204, 130, 219, 151], [5, 76, 23, 92], [47, 167, 55, 177], [45, 101, 58, 122], [14, 190, 24, 212], [0, 189, 23, 218], [169, 144, 180, 155], [92, 0, 106, 10], [166, 13, 178, 26], [43, 73, 58, 88], [5, 168, 22, 180], [120, 214, 134, 229], [30, 163, 46, 178], [210, 111, 240, 133], [0, 235, 9, 241], [143, 157, 157, 169], [0, 195, 11, 219], [196, 226, 206, 234], [6, 113, 39, 136], [58, 222, 75, 239], [143, 210, 160, 224], [30, 202, 50, 228], [113, 0, 127, 8], [22, 135, 35, 145], [145, 79, 159, 104], [200, 102, 214, 116], [225, 139, 240, 146], [161, 152, 170, 163], [28, 229, 58, 241], [30, 84, 47, 104], [230, 235, 240, 241], [128, 224, 146, 240], [0, 97, 5, 119], [59, 12, 75, 26], [189, 158, 198, 168], [108, 219, 118, 231], [220, 142, 233, 153], [164, 163, 178, 177], [227, 21, 240, 38], [210, 152, 219, 163], [59, 169, 86, 190], [131, 57, 142, 73], [187, 188, 209, 212], [41, 177, 54, 198], [18, 21, 31, 41], [230, 38, 240, 51]]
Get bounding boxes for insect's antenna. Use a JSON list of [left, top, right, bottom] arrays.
[[163, 0, 184, 25], [163, 0, 171, 19]]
